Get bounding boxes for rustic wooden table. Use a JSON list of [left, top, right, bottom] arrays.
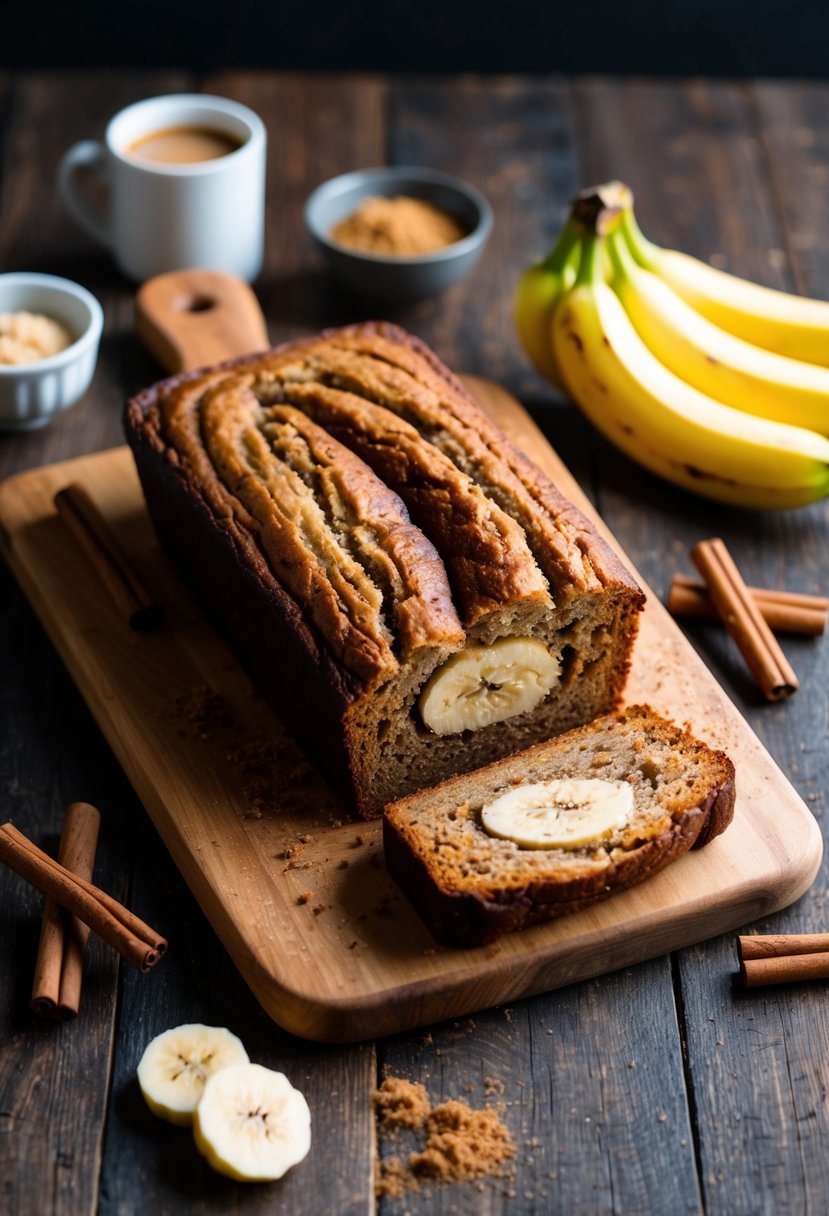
[[1, 70, 827, 1216]]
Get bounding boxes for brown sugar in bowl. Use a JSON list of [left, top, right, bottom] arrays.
[[304, 166, 493, 301]]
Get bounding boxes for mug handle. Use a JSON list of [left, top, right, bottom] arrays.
[[58, 141, 111, 246]]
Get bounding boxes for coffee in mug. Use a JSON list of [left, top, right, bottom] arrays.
[[58, 94, 266, 282], [126, 125, 244, 165]]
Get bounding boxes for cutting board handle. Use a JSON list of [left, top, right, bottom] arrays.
[[135, 269, 270, 374]]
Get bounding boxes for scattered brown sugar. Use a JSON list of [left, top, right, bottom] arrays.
[[412, 1099, 515, 1184], [330, 195, 467, 257], [375, 1155, 409, 1199], [484, 1075, 505, 1096], [373, 1077, 430, 1134], [372, 1077, 514, 1197], [296, 891, 313, 906]]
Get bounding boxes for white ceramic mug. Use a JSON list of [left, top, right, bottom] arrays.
[[58, 94, 267, 283]]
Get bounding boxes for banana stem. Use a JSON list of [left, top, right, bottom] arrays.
[[574, 232, 602, 287], [538, 220, 581, 274], [606, 226, 639, 284], [618, 207, 660, 272]]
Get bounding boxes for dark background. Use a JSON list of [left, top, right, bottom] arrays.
[[4, 0, 829, 75]]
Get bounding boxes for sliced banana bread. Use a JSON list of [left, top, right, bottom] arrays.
[[125, 322, 644, 816], [383, 705, 735, 946]]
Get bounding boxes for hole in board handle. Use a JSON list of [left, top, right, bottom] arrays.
[[174, 295, 217, 314]]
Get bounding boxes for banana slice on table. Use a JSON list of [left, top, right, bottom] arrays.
[[419, 638, 560, 736], [193, 1062, 311, 1182], [481, 778, 634, 849], [137, 1024, 249, 1126]]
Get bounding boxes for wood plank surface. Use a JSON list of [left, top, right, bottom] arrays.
[[203, 71, 390, 345], [0, 70, 188, 1216], [1, 68, 828, 1216], [96, 825, 375, 1216], [376, 960, 703, 1216], [571, 76, 829, 1216]]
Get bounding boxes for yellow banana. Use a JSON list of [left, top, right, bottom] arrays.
[[620, 206, 829, 367], [513, 221, 581, 389], [552, 233, 829, 509], [607, 229, 829, 437]]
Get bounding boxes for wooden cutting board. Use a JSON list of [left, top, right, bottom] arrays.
[[0, 277, 821, 1042]]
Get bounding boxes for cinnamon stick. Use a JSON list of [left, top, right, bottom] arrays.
[[740, 952, 829, 988], [54, 483, 164, 631], [31, 802, 100, 1020], [0, 822, 166, 971], [690, 538, 799, 701], [668, 576, 828, 636], [3, 822, 166, 959], [738, 932, 829, 960]]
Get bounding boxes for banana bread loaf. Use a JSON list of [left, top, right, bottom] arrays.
[[383, 705, 736, 946], [125, 323, 644, 816]]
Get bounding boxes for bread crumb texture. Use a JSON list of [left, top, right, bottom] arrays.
[[373, 1076, 515, 1197]]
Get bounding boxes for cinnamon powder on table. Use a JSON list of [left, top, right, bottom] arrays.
[[373, 1076, 515, 1198], [330, 196, 467, 256]]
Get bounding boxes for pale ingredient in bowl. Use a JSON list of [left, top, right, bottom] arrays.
[[0, 311, 73, 365], [330, 195, 467, 256]]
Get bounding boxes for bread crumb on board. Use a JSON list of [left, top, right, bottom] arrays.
[[158, 685, 347, 825], [373, 1076, 515, 1197], [159, 684, 232, 740]]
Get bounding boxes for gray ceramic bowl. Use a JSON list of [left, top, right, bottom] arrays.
[[304, 166, 493, 301]]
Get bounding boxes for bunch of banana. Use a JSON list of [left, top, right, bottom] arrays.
[[514, 183, 829, 509]]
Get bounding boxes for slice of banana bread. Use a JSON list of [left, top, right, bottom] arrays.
[[125, 322, 644, 816], [383, 705, 735, 946]]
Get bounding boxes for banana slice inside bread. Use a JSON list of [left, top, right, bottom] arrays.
[[126, 322, 644, 816], [383, 705, 736, 946]]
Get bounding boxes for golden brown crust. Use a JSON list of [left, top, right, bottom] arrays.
[[135, 343, 465, 688], [125, 323, 645, 816], [274, 380, 550, 629], [267, 323, 642, 597]]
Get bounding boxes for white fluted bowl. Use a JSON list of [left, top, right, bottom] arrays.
[[0, 273, 103, 431]]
